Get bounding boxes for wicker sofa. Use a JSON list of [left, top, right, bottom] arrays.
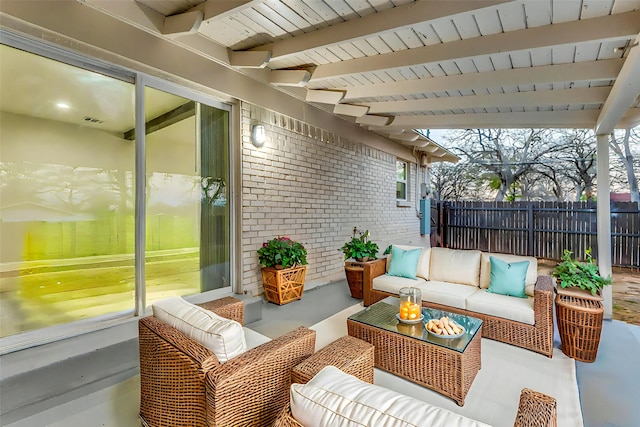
[[272, 366, 557, 427], [138, 296, 316, 427], [363, 246, 554, 358]]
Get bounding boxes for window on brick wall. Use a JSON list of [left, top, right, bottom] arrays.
[[396, 161, 407, 200]]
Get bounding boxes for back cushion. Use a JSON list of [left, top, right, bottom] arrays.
[[290, 366, 489, 427], [152, 297, 247, 362], [387, 245, 431, 280], [429, 247, 482, 287], [480, 252, 538, 297]]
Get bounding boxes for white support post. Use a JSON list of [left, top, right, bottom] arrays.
[[596, 134, 613, 319]]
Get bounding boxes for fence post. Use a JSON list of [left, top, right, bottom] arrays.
[[527, 203, 534, 256]]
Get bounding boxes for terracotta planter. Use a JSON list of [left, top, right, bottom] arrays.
[[261, 265, 307, 305], [555, 286, 604, 362]]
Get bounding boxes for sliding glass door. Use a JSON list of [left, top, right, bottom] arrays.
[[0, 41, 232, 344]]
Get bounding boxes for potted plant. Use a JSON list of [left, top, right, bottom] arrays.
[[341, 227, 379, 299], [552, 248, 612, 362], [258, 236, 308, 305]]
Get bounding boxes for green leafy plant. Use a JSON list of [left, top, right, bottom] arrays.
[[258, 236, 307, 269], [552, 248, 612, 296], [341, 227, 379, 262]]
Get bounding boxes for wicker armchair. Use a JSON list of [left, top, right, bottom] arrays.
[[139, 296, 316, 427], [272, 387, 557, 427]]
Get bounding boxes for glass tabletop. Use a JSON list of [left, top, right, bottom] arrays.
[[348, 297, 483, 353]]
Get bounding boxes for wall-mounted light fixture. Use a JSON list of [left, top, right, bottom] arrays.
[[251, 124, 266, 147]]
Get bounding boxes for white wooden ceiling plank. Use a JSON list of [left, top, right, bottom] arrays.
[[575, 42, 601, 62], [410, 65, 432, 79], [580, 0, 614, 19], [439, 60, 462, 76], [304, 0, 343, 24], [345, 0, 376, 17], [411, 22, 443, 46], [361, 71, 385, 84], [372, 70, 395, 83], [518, 84, 535, 92], [451, 13, 481, 40], [262, 0, 311, 30], [551, 45, 576, 64], [367, 0, 397, 13], [510, 50, 532, 68], [397, 66, 419, 80], [325, 0, 359, 20], [472, 56, 494, 72], [455, 58, 478, 74], [485, 107, 499, 113], [252, 3, 302, 35], [313, 47, 342, 63], [280, 0, 328, 28], [365, 36, 394, 54], [395, 28, 425, 49], [472, 6, 502, 36], [489, 52, 512, 71], [423, 63, 446, 77], [611, 0, 640, 14], [326, 45, 355, 61], [351, 39, 379, 56], [501, 85, 519, 93], [529, 47, 553, 67], [553, 0, 582, 23], [535, 82, 554, 91], [339, 42, 366, 59], [380, 32, 408, 52], [430, 19, 461, 43], [459, 89, 475, 96], [522, 1, 553, 28], [497, 2, 526, 32], [302, 49, 332, 65], [228, 13, 272, 40], [382, 68, 406, 82], [240, 8, 288, 38]]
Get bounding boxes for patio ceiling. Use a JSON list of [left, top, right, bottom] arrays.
[[80, 0, 640, 155]]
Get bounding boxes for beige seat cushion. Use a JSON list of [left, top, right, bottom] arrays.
[[430, 247, 482, 287], [152, 297, 247, 362], [466, 290, 535, 325], [290, 366, 490, 427], [386, 245, 431, 280], [422, 281, 480, 310], [479, 252, 538, 297], [373, 274, 428, 295]]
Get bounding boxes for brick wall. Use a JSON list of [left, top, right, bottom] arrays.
[[241, 102, 430, 296]]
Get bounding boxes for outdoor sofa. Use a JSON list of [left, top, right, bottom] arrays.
[[363, 246, 554, 357], [138, 296, 316, 427], [272, 365, 557, 426]]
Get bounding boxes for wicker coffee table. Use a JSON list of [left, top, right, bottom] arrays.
[[347, 297, 483, 406]]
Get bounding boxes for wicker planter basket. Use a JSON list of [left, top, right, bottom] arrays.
[[345, 262, 365, 299], [555, 287, 604, 363], [262, 265, 307, 305]]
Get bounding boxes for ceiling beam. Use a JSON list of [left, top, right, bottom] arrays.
[[373, 110, 601, 129], [310, 11, 640, 82], [305, 90, 345, 104], [617, 108, 640, 129], [162, 10, 203, 36], [247, 1, 510, 61], [269, 70, 311, 87], [333, 104, 369, 117], [342, 59, 623, 100], [190, 0, 255, 21], [356, 115, 392, 126], [367, 87, 611, 114], [229, 50, 271, 68], [595, 34, 640, 134]]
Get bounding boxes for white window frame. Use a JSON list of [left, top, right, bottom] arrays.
[[396, 160, 408, 201]]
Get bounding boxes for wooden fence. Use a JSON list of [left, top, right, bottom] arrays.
[[432, 201, 639, 269]]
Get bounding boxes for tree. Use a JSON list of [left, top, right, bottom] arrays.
[[610, 128, 640, 203], [554, 129, 598, 201], [430, 161, 482, 201], [450, 129, 561, 201]]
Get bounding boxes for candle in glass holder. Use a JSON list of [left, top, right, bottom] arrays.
[[399, 287, 422, 320]]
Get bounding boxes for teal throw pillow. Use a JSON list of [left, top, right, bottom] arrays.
[[487, 256, 529, 298], [387, 246, 421, 280]]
